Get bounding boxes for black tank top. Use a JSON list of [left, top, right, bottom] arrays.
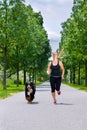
[[50, 61, 61, 77]]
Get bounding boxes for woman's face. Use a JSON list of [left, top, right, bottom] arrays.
[[53, 52, 58, 58]]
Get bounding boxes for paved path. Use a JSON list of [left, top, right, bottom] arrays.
[[0, 82, 87, 130]]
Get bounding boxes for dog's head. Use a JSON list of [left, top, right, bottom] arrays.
[[30, 82, 35, 87], [25, 82, 36, 89]]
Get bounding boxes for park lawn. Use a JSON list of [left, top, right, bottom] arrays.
[[64, 82, 87, 92]]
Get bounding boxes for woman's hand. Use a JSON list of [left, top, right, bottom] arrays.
[[47, 70, 50, 75], [62, 75, 64, 80]]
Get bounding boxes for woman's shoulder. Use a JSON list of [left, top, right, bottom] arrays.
[[59, 60, 63, 66], [48, 62, 52, 67]]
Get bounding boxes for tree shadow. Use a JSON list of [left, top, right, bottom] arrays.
[[36, 89, 50, 92]]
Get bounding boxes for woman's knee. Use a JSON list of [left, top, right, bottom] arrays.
[[51, 87, 55, 93]]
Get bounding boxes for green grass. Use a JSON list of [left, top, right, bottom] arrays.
[[36, 80, 43, 86], [0, 84, 24, 99], [63, 82, 87, 92]]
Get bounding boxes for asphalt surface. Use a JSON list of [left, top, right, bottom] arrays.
[[0, 82, 87, 130]]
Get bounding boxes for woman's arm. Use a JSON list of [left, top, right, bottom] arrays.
[[59, 61, 65, 79], [47, 62, 51, 75]]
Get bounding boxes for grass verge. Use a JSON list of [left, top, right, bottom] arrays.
[[0, 84, 24, 99], [63, 82, 87, 92]]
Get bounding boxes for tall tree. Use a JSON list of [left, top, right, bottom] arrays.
[[59, 0, 87, 86]]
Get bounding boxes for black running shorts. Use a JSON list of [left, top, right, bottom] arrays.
[[50, 76, 61, 92]]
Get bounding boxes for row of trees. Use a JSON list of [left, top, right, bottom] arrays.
[[0, 0, 51, 89], [59, 0, 87, 86]]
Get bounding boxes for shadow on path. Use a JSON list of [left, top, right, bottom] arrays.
[[36, 89, 50, 92], [55, 103, 74, 105], [37, 86, 50, 88], [27, 101, 39, 105]]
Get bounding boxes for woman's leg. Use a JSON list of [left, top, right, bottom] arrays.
[[51, 92, 56, 103], [50, 77, 56, 103], [55, 77, 61, 95]]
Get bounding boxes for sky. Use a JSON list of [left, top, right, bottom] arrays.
[[25, 0, 73, 52]]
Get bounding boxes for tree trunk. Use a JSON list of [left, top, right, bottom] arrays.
[[73, 67, 75, 84], [78, 62, 80, 85], [3, 0, 8, 90], [85, 60, 87, 86], [70, 67, 73, 83], [16, 45, 19, 87], [3, 47, 7, 90], [33, 69, 34, 82], [35, 70, 36, 85], [16, 63, 19, 87], [24, 69, 26, 85]]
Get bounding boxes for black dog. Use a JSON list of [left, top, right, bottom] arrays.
[[25, 82, 36, 102]]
